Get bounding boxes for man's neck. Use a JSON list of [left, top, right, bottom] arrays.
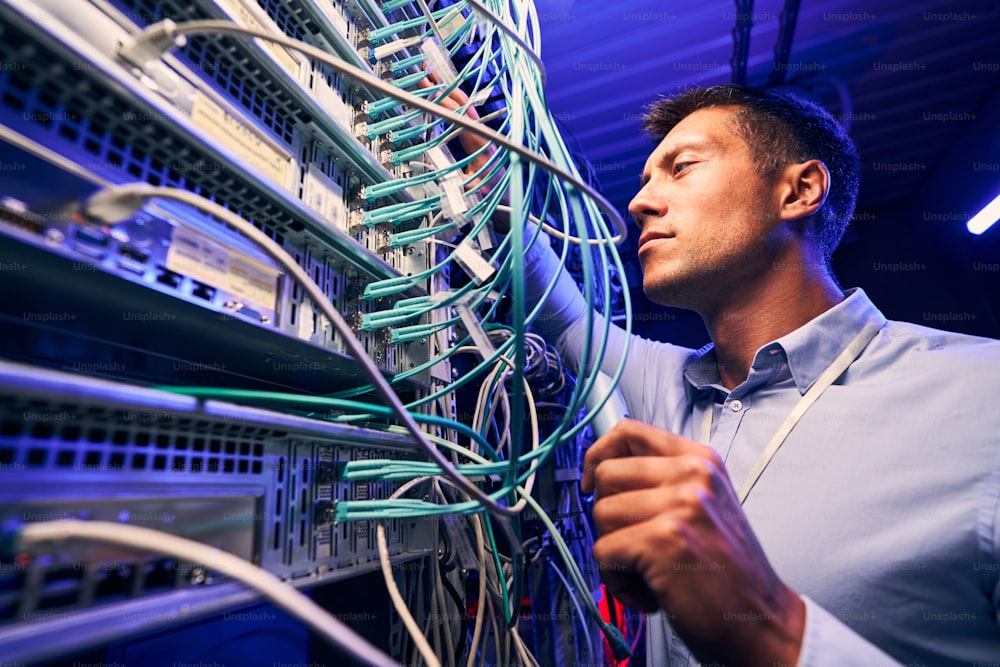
[[703, 276, 845, 390]]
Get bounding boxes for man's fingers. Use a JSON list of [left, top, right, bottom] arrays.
[[591, 454, 713, 497], [591, 484, 714, 535], [416, 68, 473, 113], [592, 519, 681, 613], [581, 419, 711, 493]]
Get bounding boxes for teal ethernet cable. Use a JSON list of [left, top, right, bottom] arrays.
[[83, 184, 518, 518], [116, 20, 629, 236], [117, 10, 632, 508]]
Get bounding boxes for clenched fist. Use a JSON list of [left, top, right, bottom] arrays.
[[581, 419, 805, 667]]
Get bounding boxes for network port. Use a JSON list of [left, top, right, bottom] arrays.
[[74, 225, 109, 247], [0, 205, 45, 236], [141, 558, 177, 591], [192, 282, 216, 302], [155, 266, 182, 288], [223, 300, 266, 323], [94, 563, 135, 600], [118, 245, 149, 264]]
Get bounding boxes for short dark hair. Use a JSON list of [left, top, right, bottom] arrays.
[[642, 85, 861, 263]]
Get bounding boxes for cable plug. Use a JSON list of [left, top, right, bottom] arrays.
[[602, 623, 633, 661], [83, 185, 155, 223], [118, 19, 188, 70]]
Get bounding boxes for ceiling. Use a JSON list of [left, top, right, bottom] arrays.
[[532, 0, 1000, 339]]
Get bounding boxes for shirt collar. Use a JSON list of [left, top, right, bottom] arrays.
[[683, 288, 887, 399]]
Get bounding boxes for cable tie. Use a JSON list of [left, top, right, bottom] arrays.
[[425, 145, 453, 170], [420, 37, 457, 87], [439, 173, 469, 221], [452, 238, 495, 286], [476, 219, 496, 251], [467, 86, 493, 107], [455, 300, 495, 359]]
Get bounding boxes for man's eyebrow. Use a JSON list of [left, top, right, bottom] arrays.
[[660, 140, 716, 164], [639, 139, 717, 186]]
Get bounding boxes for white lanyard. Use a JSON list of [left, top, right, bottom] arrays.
[[699, 323, 882, 504]]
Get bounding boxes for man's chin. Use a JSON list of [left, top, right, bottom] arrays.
[[643, 284, 684, 309], [642, 278, 702, 312]]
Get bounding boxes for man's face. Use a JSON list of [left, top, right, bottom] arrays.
[[628, 106, 790, 314]]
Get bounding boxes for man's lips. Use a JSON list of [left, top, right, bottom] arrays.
[[638, 232, 675, 251]]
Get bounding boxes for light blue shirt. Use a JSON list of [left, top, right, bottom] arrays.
[[526, 241, 1000, 666]]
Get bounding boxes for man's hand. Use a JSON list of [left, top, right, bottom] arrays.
[[416, 71, 501, 198], [581, 419, 805, 667]]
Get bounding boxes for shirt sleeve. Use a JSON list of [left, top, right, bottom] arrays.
[[521, 231, 646, 410], [796, 596, 902, 667], [522, 226, 590, 345], [522, 230, 696, 424], [521, 229, 625, 371]]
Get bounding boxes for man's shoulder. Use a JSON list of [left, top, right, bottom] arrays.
[[883, 318, 1000, 355], [871, 318, 1000, 383]]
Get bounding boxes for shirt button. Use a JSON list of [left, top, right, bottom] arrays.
[[730, 400, 743, 412]]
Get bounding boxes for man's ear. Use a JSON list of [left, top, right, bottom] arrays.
[[779, 159, 830, 222]]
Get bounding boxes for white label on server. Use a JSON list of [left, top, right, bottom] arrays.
[[296, 299, 315, 339], [227, 254, 280, 309], [303, 163, 347, 231], [313, 78, 353, 132], [167, 224, 279, 310], [213, 0, 301, 78], [190, 90, 291, 187], [167, 224, 230, 285]]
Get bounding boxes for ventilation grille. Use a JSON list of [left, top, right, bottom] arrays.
[[0, 554, 203, 626], [0, 25, 299, 244], [110, 0, 299, 145], [0, 397, 269, 476]]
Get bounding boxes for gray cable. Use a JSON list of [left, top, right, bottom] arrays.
[[83, 183, 521, 516], [125, 19, 626, 243]]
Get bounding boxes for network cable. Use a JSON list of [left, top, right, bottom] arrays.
[[115, 18, 629, 241], [2, 520, 400, 667], [82, 183, 521, 518]]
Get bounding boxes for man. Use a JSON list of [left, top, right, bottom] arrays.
[[449, 83, 1000, 665]]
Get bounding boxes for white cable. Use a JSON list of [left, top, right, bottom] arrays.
[[456, 344, 539, 509], [82, 184, 517, 517], [415, 0, 448, 49], [485, 577, 502, 666], [118, 19, 627, 244], [14, 520, 400, 667], [376, 476, 441, 667], [429, 565, 443, 664], [374, 35, 424, 60], [460, 0, 547, 86]]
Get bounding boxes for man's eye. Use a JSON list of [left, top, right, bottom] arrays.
[[673, 162, 694, 175]]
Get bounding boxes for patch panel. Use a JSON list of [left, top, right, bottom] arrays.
[[0, 129, 423, 384], [0, 0, 479, 660], [0, 360, 434, 660], [4, 0, 422, 268]]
